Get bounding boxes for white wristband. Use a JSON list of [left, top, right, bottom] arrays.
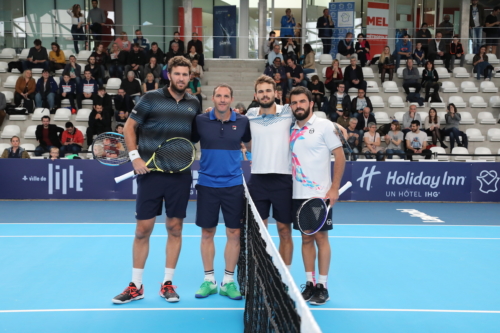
[[129, 150, 141, 161]]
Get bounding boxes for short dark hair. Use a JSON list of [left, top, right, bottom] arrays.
[[151, 42, 158, 47], [213, 84, 233, 98], [404, 33, 410, 37], [135, 29, 141, 33], [411, 120, 421, 127], [98, 86, 106, 91], [84, 70, 91, 74], [92, 0, 98, 3], [494, 6, 500, 11], [42, 69, 50, 74], [69, 55, 76, 59], [133, 43, 140, 48], [168, 55, 192, 74], [115, 124, 124, 130], [63, 72, 70, 77], [174, 31, 180, 35], [289, 86, 313, 103], [65, 122, 74, 128], [34, 39, 42, 46], [42, 115, 50, 121]]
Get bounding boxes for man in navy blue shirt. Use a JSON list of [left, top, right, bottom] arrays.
[[191, 84, 251, 301]]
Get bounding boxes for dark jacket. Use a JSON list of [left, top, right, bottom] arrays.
[[120, 78, 142, 96], [148, 48, 165, 65], [355, 113, 376, 131], [421, 69, 439, 86], [428, 39, 446, 55], [378, 54, 395, 72], [351, 96, 373, 115], [403, 66, 420, 84], [328, 92, 351, 119], [355, 41, 371, 55], [337, 39, 354, 56], [282, 41, 299, 55], [416, 29, 432, 47], [59, 79, 77, 95], [344, 65, 364, 82], [90, 51, 109, 67], [64, 63, 82, 78], [27, 46, 48, 62], [165, 51, 183, 64], [77, 79, 99, 94], [316, 15, 334, 38], [449, 42, 464, 55], [469, 4, 485, 28], [35, 77, 58, 95], [127, 50, 146, 66], [169, 40, 185, 54], [35, 124, 64, 147], [88, 110, 111, 132], [84, 64, 104, 81], [93, 93, 113, 117], [107, 50, 128, 66], [187, 39, 203, 54]]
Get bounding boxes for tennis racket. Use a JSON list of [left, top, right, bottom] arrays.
[[114, 137, 196, 183], [297, 181, 352, 235], [92, 132, 129, 166]]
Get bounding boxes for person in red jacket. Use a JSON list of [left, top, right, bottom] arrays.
[[59, 121, 84, 157]]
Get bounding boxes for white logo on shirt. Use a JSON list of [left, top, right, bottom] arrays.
[[309, 128, 315, 134]]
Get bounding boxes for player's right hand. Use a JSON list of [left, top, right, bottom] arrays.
[[132, 159, 149, 175]]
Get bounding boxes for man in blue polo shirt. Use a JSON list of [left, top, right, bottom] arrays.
[[191, 84, 251, 301]]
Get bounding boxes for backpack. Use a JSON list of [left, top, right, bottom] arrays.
[[429, 91, 442, 103], [406, 92, 424, 106]]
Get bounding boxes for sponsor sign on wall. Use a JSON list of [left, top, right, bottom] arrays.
[[329, 2, 356, 59], [366, 2, 389, 56]]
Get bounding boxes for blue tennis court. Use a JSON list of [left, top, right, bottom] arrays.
[[1, 201, 499, 333]]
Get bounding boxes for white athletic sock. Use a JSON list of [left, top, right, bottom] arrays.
[[286, 265, 292, 271], [132, 268, 144, 289], [306, 271, 316, 284], [204, 269, 215, 283], [222, 269, 234, 285], [318, 275, 328, 288], [163, 268, 175, 284]]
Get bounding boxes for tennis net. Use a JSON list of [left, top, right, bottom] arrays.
[[238, 179, 322, 333]]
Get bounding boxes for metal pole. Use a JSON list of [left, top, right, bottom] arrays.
[[239, 0, 250, 59], [258, 0, 267, 59], [183, 0, 193, 46], [460, 0, 470, 54], [301, 0, 307, 50]]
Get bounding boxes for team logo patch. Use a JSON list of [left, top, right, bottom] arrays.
[[232, 125, 237, 130], [309, 128, 315, 134], [188, 107, 193, 111], [326, 219, 332, 225]]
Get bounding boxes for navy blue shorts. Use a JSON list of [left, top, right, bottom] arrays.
[[195, 184, 244, 229], [135, 171, 192, 220], [292, 199, 333, 232], [248, 174, 293, 224]]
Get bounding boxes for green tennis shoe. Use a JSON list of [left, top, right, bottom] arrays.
[[195, 281, 218, 298], [219, 281, 242, 300]]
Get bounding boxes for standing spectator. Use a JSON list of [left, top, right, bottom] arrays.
[[325, 59, 343, 93], [59, 73, 77, 111], [266, 31, 280, 58], [120, 71, 142, 105], [125, 43, 146, 80], [23, 39, 49, 72], [337, 32, 355, 59], [48, 43, 65, 73], [443, 103, 465, 150], [484, 6, 500, 54], [35, 70, 58, 111], [437, 15, 454, 43], [133, 30, 151, 53], [344, 56, 367, 92], [169, 31, 185, 54], [85, 55, 105, 87], [1, 136, 30, 159], [428, 32, 451, 70], [35, 116, 63, 156], [424, 107, 447, 148], [470, 0, 486, 54], [190, 59, 204, 79], [402, 104, 421, 135], [87, 0, 106, 45], [294, 23, 302, 53], [378, 46, 395, 83], [302, 43, 316, 76], [282, 36, 299, 62], [14, 70, 36, 108], [77, 70, 99, 109], [144, 57, 162, 83], [355, 107, 376, 141], [60, 122, 84, 157], [362, 122, 384, 161], [307, 75, 325, 110], [114, 31, 131, 52], [188, 72, 202, 108], [416, 23, 432, 56], [64, 55, 82, 85], [385, 120, 405, 159], [268, 44, 284, 67], [143, 73, 158, 92], [0, 92, 6, 127], [317, 8, 335, 54], [350, 88, 372, 117], [187, 32, 204, 54], [285, 58, 307, 92], [93, 86, 113, 118], [108, 43, 126, 79], [402, 59, 421, 95], [346, 118, 360, 160], [91, 43, 109, 80], [86, 104, 111, 146], [165, 42, 183, 65], [393, 33, 412, 70], [355, 34, 371, 67], [148, 42, 165, 65], [413, 43, 425, 67], [406, 120, 431, 160], [280, 8, 296, 43], [113, 88, 132, 113], [421, 61, 440, 101], [325, 82, 351, 121], [449, 36, 465, 71], [67, 4, 85, 54], [473, 45, 493, 81]]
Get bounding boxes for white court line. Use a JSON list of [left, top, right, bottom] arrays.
[[2, 223, 500, 227]]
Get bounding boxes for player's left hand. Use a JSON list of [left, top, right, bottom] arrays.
[[325, 188, 339, 207]]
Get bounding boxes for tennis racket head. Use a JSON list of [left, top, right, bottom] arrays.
[[297, 198, 330, 235], [151, 137, 195, 173], [92, 132, 129, 166]]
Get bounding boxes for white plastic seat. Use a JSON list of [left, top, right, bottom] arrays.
[[383, 81, 399, 93], [393, 112, 405, 122], [31, 108, 51, 120], [54, 108, 71, 121], [452, 147, 470, 161], [453, 67, 470, 78], [63, 50, 75, 61], [336, 53, 357, 65], [321, 67, 327, 78], [32, 76, 40, 82], [435, 67, 450, 79], [53, 76, 60, 85], [3, 75, 20, 88], [478, 112, 497, 124], [429, 95, 446, 108], [75, 126, 87, 138], [75, 108, 92, 121], [82, 99, 93, 105], [18, 49, 30, 60], [495, 67, 500, 78], [459, 111, 475, 124], [77, 50, 92, 62], [1, 91, 13, 103], [480, 81, 498, 93], [0, 48, 16, 59], [469, 96, 487, 108], [488, 128, 500, 141], [466, 128, 484, 141], [9, 112, 28, 121], [1, 125, 21, 138], [433, 59, 443, 65], [23, 125, 37, 139], [366, 81, 380, 93], [314, 111, 327, 119], [417, 112, 428, 120], [441, 81, 458, 93], [460, 81, 478, 93], [370, 95, 385, 108], [465, 54, 474, 65], [347, 87, 358, 94], [20, 143, 36, 157], [486, 53, 499, 64], [0, 143, 11, 153], [489, 96, 500, 107], [430, 147, 450, 161], [417, 67, 424, 78], [374, 112, 390, 124], [396, 67, 405, 79], [437, 112, 447, 124], [306, 72, 318, 80], [474, 147, 495, 161], [31, 68, 43, 74], [362, 67, 374, 78], [0, 62, 7, 73], [319, 54, 333, 65], [448, 96, 466, 108], [388, 96, 405, 108]]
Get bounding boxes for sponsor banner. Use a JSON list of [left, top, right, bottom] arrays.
[[471, 164, 500, 202], [213, 6, 237, 58], [329, 2, 356, 59], [366, 2, 389, 56]]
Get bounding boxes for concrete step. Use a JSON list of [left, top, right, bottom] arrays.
[[205, 59, 265, 69], [206, 67, 260, 73]]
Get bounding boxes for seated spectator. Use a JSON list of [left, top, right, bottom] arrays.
[[402, 59, 421, 95], [268, 44, 284, 67], [90, 43, 108, 79], [424, 107, 447, 148], [274, 86, 287, 106], [115, 124, 124, 134], [169, 31, 185, 54], [22, 39, 49, 72], [325, 59, 343, 92], [385, 120, 405, 159], [161, 64, 170, 87], [1, 136, 30, 159], [35, 115, 63, 156], [356, 107, 376, 142], [285, 58, 307, 92], [120, 71, 142, 105], [393, 33, 412, 70], [421, 61, 440, 101], [362, 122, 384, 161], [266, 31, 280, 59], [115, 110, 129, 123], [324, 82, 351, 121], [77, 70, 99, 109], [48, 42, 65, 73], [108, 42, 127, 79], [413, 42, 425, 67], [265, 57, 287, 88], [428, 32, 451, 71], [114, 31, 131, 52], [345, 118, 360, 161], [241, 142, 251, 161], [344, 56, 367, 92], [355, 33, 371, 67], [14, 70, 36, 108], [234, 102, 247, 115], [336, 110, 351, 128], [402, 104, 421, 135], [49, 147, 59, 160], [165, 42, 183, 65], [272, 72, 287, 96], [443, 103, 467, 150], [187, 32, 205, 67], [113, 88, 133, 112], [93, 86, 113, 118], [60, 121, 84, 157], [449, 36, 464, 71], [416, 23, 432, 56], [485, 6, 500, 55], [282, 36, 299, 62], [87, 104, 111, 146], [337, 32, 355, 59], [302, 43, 316, 76], [35, 70, 58, 111], [144, 57, 162, 83], [185, 45, 201, 64], [143, 73, 158, 92], [0, 91, 6, 127], [188, 72, 202, 108], [125, 43, 146, 81], [64, 55, 82, 85], [378, 46, 395, 83], [307, 75, 325, 110], [350, 88, 372, 118], [58, 73, 77, 111], [406, 120, 431, 160], [472, 46, 493, 81], [148, 42, 165, 65], [191, 59, 204, 79], [133, 29, 151, 53], [85, 55, 105, 87]]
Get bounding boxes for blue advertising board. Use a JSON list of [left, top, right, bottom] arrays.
[[213, 6, 237, 58], [329, 2, 356, 58]]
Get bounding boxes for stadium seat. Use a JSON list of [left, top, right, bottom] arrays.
[[54, 108, 71, 121], [466, 128, 484, 141], [1, 125, 21, 138], [17, 49, 30, 60], [32, 76, 40, 82], [393, 111, 405, 122], [63, 50, 75, 61], [77, 50, 92, 62], [437, 112, 447, 124], [460, 111, 475, 124], [383, 81, 399, 93], [306, 72, 318, 80], [3, 75, 20, 88], [53, 76, 60, 85], [372, 54, 381, 65], [433, 59, 443, 65], [9, 112, 28, 121], [474, 147, 495, 161], [0, 143, 10, 153], [465, 54, 474, 65], [31, 108, 51, 120], [448, 96, 466, 108], [0, 62, 8, 73], [370, 95, 385, 108], [321, 67, 327, 78], [0, 48, 16, 59], [20, 143, 36, 157], [417, 112, 428, 120], [388, 96, 405, 108], [417, 67, 424, 78], [1, 91, 13, 103], [31, 68, 43, 74], [75, 108, 92, 122], [486, 53, 499, 64], [314, 111, 327, 119], [429, 94, 446, 108], [430, 147, 450, 161], [366, 81, 380, 93], [489, 96, 500, 107], [435, 67, 450, 79], [452, 147, 469, 161], [469, 96, 487, 108], [495, 67, 500, 78], [440, 81, 458, 93], [362, 67, 374, 78], [374, 111, 390, 124], [480, 81, 498, 93], [76, 126, 87, 138], [82, 98, 93, 105], [348, 87, 358, 94], [487, 128, 500, 141], [23, 125, 37, 139], [319, 54, 332, 65], [336, 53, 357, 65], [477, 112, 497, 124], [460, 81, 478, 93], [396, 67, 405, 79], [453, 67, 470, 78]]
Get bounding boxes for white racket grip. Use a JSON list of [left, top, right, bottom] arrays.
[[115, 170, 136, 183], [328, 181, 352, 210]]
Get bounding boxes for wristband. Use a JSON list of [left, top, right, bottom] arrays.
[[129, 150, 141, 161]]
